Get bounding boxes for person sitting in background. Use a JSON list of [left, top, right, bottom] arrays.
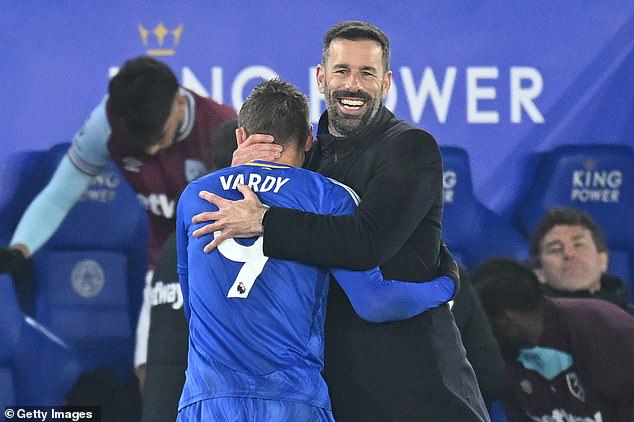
[[530, 207, 632, 313], [472, 257, 634, 422]]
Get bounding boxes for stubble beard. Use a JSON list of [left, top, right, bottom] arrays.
[[324, 85, 383, 137]]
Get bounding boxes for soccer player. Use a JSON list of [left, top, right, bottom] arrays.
[[176, 79, 458, 421], [0, 56, 237, 389]]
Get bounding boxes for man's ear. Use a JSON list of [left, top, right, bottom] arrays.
[[598, 251, 609, 273], [382, 70, 393, 98], [316, 65, 326, 94], [235, 127, 248, 146]]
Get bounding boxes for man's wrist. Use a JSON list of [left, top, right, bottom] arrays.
[[10, 244, 30, 259], [260, 205, 270, 230]]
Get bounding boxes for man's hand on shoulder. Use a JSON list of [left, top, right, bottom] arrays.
[[192, 185, 268, 252], [231, 133, 282, 166]]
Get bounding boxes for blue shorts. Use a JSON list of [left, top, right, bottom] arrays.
[[177, 397, 335, 422]]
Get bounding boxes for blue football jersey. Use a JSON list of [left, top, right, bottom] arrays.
[[176, 160, 455, 412]]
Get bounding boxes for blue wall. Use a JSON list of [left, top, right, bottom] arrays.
[[1, 1, 633, 215]]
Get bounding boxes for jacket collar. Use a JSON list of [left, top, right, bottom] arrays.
[[314, 105, 394, 162]]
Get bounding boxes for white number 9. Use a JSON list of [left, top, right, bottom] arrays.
[[216, 232, 269, 299]]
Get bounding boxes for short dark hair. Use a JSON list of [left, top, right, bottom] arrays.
[[108, 56, 179, 150], [472, 258, 544, 319], [210, 119, 239, 171], [322, 20, 391, 73], [238, 78, 310, 149], [530, 207, 607, 265]]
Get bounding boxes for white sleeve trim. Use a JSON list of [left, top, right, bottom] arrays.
[[68, 96, 111, 176]]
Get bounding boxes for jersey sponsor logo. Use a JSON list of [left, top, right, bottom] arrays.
[[566, 372, 586, 402], [71, 259, 105, 298], [185, 159, 207, 182], [443, 170, 457, 203], [122, 157, 143, 173], [137, 193, 175, 218], [570, 160, 622, 203], [150, 281, 183, 310], [219, 173, 290, 193]]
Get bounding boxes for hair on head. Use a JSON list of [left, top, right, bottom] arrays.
[[108, 56, 179, 150], [239, 78, 310, 150]]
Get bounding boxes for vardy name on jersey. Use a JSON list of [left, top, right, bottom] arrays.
[[219, 173, 290, 193]]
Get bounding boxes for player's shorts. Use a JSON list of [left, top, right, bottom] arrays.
[[176, 397, 335, 422]]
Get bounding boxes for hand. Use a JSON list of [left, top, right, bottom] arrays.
[[437, 241, 460, 298], [192, 185, 268, 252], [231, 133, 283, 166], [0, 247, 28, 274]]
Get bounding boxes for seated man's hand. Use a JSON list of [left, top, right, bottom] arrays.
[[0, 246, 28, 274], [437, 241, 460, 299], [192, 185, 269, 253], [231, 133, 282, 166]]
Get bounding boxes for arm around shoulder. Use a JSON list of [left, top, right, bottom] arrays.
[[263, 129, 443, 270]]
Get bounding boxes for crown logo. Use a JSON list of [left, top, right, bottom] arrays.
[[138, 22, 183, 56], [582, 159, 596, 171]]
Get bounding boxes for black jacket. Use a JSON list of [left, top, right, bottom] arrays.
[[542, 273, 633, 315], [263, 107, 489, 422]]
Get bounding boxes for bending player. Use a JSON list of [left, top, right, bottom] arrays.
[[0, 56, 236, 390]]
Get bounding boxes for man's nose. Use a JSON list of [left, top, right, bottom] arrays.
[[344, 71, 363, 91], [562, 244, 576, 259]]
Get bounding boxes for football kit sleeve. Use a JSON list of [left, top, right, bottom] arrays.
[[10, 156, 93, 254], [326, 179, 455, 322], [10, 98, 112, 254], [67, 96, 112, 176], [330, 268, 454, 322]]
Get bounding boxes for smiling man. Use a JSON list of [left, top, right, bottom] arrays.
[[192, 21, 489, 422]]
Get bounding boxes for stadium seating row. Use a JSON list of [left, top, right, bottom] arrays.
[[0, 144, 147, 406], [442, 143, 633, 298], [0, 141, 632, 405]]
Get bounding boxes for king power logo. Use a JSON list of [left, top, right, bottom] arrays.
[[570, 160, 623, 203], [129, 24, 546, 125], [138, 22, 183, 56]]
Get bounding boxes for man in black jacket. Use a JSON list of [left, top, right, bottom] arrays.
[[192, 21, 489, 422]]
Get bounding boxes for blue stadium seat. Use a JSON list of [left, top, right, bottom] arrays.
[[0, 150, 46, 245], [0, 273, 83, 406], [0, 143, 148, 379], [514, 144, 634, 296], [441, 146, 528, 268]]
